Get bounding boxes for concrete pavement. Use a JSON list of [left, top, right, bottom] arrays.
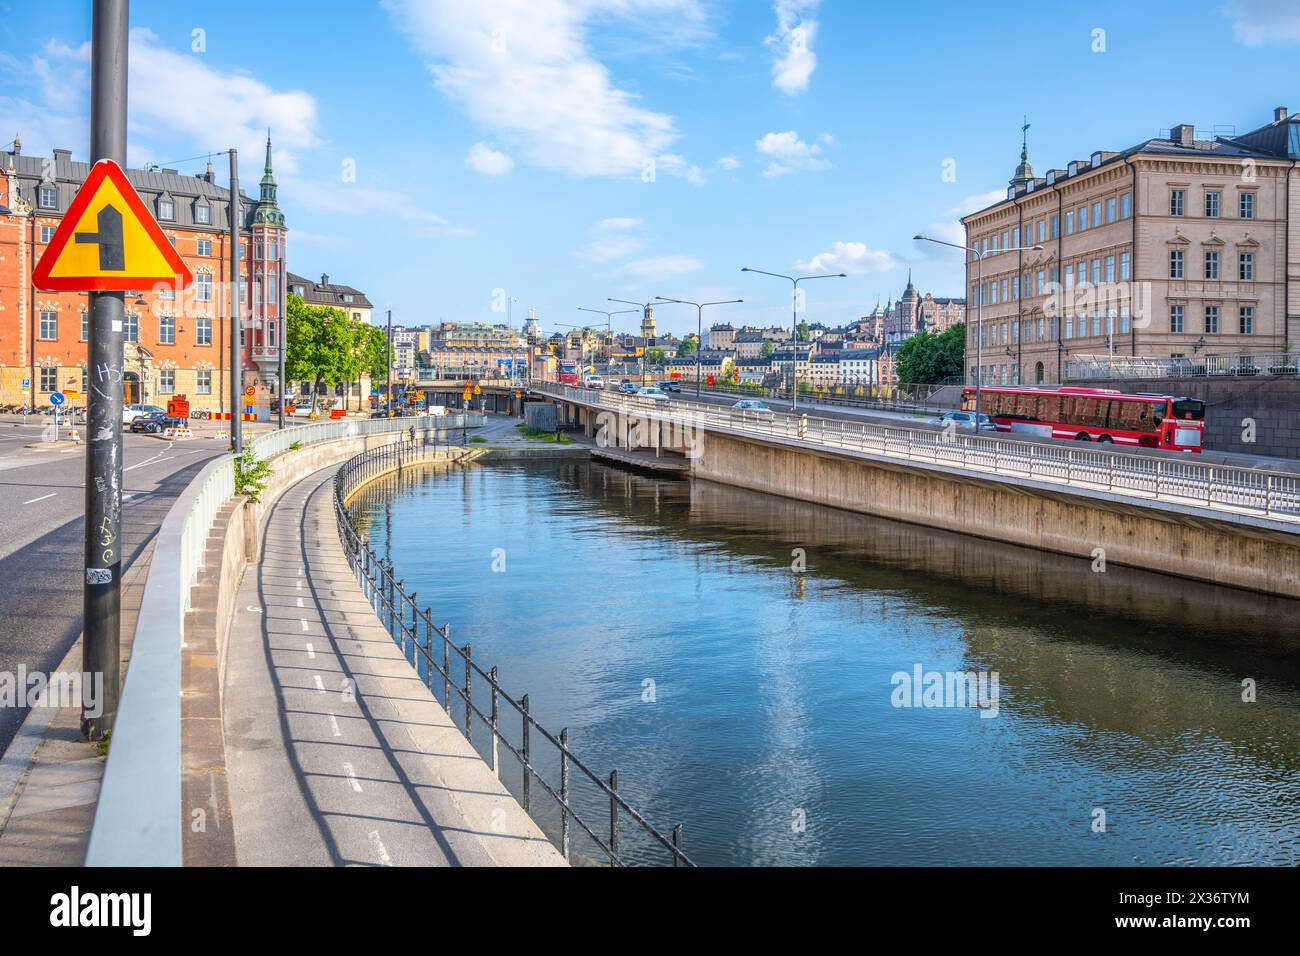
[[223, 466, 564, 866]]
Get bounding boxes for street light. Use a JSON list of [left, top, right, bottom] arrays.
[[913, 235, 1042, 424], [654, 297, 743, 398], [609, 298, 657, 384], [741, 267, 846, 411], [579, 307, 637, 372]]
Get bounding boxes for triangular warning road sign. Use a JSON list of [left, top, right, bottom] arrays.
[[33, 159, 195, 292]]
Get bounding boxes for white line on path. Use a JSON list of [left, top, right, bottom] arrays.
[[296, 597, 303, 608], [305, 643, 315, 660], [344, 762, 363, 793], [300, 619, 310, 632], [368, 831, 391, 866], [313, 675, 325, 694], [328, 712, 341, 738], [22, 493, 56, 505]]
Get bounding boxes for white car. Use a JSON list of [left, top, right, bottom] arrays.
[[584, 375, 605, 389], [122, 403, 166, 424], [635, 388, 671, 404], [930, 410, 995, 432], [730, 399, 775, 422]]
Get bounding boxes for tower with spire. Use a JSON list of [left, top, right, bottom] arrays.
[[248, 132, 289, 393], [1010, 117, 1034, 189]]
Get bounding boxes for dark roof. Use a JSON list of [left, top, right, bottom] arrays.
[[5, 148, 256, 231], [287, 272, 373, 310]]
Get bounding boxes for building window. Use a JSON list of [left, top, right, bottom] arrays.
[[1120, 252, 1131, 281], [1092, 201, 1102, 227], [40, 368, 57, 392], [1205, 251, 1220, 280], [39, 310, 57, 340], [159, 369, 175, 394], [1051, 215, 1060, 238], [1239, 252, 1254, 281], [197, 369, 212, 394], [124, 312, 139, 343], [1121, 193, 1132, 219], [197, 239, 212, 256], [197, 317, 212, 346], [196, 273, 212, 302], [1037, 270, 1045, 295], [81, 311, 89, 342], [195, 205, 210, 225], [1239, 192, 1255, 219], [1079, 205, 1089, 230], [1170, 250, 1184, 279], [1065, 210, 1074, 234], [158, 198, 175, 220], [1091, 313, 1102, 337], [1107, 197, 1117, 223], [40, 224, 56, 243], [1037, 220, 1045, 243], [1106, 256, 1116, 283], [38, 186, 58, 209], [159, 314, 175, 345], [1205, 305, 1220, 334], [1170, 189, 1185, 216], [1205, 191, 1220, 218], [1240, 306, 1254, 335], [1065, 316, 1074, 339], [1120, 308, 1131, 334], [1091, 259, 1102, 284], [1170, 305, 1184, 334]]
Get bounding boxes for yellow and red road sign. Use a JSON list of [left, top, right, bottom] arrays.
[[33, 159, 195, 292]]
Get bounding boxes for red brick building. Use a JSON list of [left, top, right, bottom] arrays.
[[0, 136, 287, 413]]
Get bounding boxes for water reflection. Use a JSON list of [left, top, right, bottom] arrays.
[[350, 459, 1300, 866]]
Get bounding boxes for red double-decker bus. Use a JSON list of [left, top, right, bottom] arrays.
[[558, 361, 580, 386], [961, 385, 1206, 453]]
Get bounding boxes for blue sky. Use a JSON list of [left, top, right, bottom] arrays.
[[4, 0, 1300, 338]]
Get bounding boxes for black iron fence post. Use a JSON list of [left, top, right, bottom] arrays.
[[609, 769, 620, 863], [489, 666, 499, 778], [463, 643, 473, 738], [521, 694, 531, 811], [560, 727, 570, 861]]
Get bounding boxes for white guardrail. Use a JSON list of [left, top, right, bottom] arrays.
[[86, 412, 483, 866], [532, 383, 1300, 524]]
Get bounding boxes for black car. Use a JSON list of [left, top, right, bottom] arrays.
[[129, 413, 170, 433]]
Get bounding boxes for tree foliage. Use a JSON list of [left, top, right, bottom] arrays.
[[286, 293, 391, 408], [895, 324, 966, 385]]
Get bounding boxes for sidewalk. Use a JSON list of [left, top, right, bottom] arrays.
[[222, 465, 564, 866], [0, 546, 150, 865]]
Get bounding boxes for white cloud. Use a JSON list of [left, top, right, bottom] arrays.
[[614, 254, 704, 283], [718, 155, 740, 170], [384, 0, 708, 181], [914, 190, 1005, 257], [0, 29, 320, 173], [755, 130, 832, 178], [1227, 0, 1300, 45], [656, 153, 705, 185], [794, 242, 897, 276], [766, 0, 820, 95], [465, 142, 514, 175], [591, 217, 643, 232]]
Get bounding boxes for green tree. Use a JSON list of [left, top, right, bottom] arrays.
[[895, 324, 966, 385], [678, 336, 698, 357], [760, 340, 775, 358], [796, 320, 810, 342], [645, 346, 666, 366]]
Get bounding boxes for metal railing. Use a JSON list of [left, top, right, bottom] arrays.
[[532, 383, 1300, 523], [1066, 351, 1300, 381], [333, 443, 693, 867]]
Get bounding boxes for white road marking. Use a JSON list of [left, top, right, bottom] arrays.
[[305, 643, 315, 660], [22, 493, 56, 505], [296, 597, 303, 608], [344, 762, 363, 793], [313, 675, 325, 694], [328, 712, 341, 737], [368, 831, 391, 866], [300, 619, 310, 632]]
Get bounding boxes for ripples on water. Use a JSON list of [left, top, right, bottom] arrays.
[[350, 459, 1300, 866]]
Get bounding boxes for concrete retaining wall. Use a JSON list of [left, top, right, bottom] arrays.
[[691, 430, 1300, 599]]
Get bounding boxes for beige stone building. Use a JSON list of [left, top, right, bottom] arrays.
[[962, 108, 1299, 386]]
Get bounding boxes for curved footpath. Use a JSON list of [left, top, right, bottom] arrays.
[[221, 464, 564, 866]]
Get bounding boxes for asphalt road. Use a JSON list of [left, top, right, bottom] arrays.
[[0, 417, 228, 755]]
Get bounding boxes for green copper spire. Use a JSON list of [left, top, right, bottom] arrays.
[[253, 131, 285, 227]]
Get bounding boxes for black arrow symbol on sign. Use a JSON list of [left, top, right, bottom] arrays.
[[75, 205, 126, 271]]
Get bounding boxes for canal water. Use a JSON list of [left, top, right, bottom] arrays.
[[349, 458, 1300, 867]]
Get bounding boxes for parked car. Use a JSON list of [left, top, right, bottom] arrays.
[[123, 403, 166, 424], [929, 410, 995, 432], [129, 413, 170, 433], [730, 399, 775, 422], [635, 387, 671, 404]]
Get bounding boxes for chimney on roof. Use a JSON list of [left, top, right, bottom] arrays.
[[320, 273, 329, 287], [1276, 106, 1289, 123], [1171, 124, 1195, 147], [53, 148, 71, 165]]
